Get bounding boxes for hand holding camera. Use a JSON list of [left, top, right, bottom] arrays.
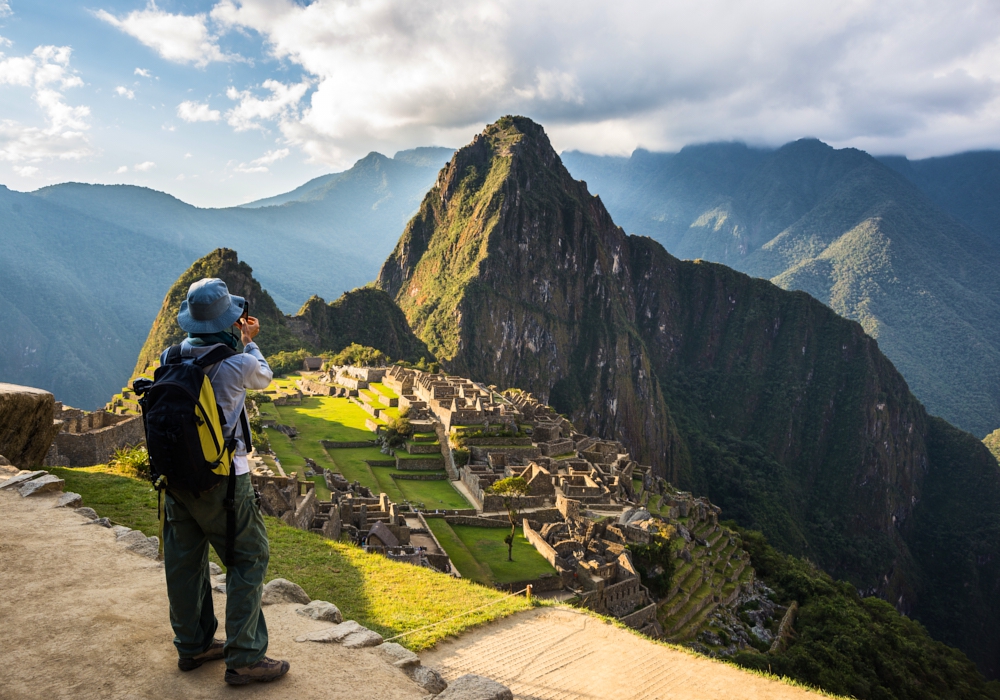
[[237, 304, 260, 345]]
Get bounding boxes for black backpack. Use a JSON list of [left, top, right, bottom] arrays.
[[134, 344, 252, 565]]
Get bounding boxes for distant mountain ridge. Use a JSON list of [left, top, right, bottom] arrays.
[[0, 150, 447, 409], [563, 141, 1000, 438], [377, 116, 1000, 677]]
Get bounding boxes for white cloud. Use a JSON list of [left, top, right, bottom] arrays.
[[115, 85, 135, 99], [134, 160, 155, 171], [177, 100, 220, 122], [224, 79, 308, 132], [14, 165, 38, 177], [134, 67, 151, 77], [184, 152, 193, 158], [199, 0, 1000, 163], [0, 45, 91, 163], [232, 147, 291, 173], [252, 148, 289, 165], [95, 2, 236, 68], [115, 165, 128, 173], [0, 2, 10, 19]]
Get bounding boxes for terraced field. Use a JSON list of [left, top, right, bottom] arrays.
[[425, 518, 557, 585]]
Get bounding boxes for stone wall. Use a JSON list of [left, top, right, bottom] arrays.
[[523, 519, 559, 568], [445, 515, 510, 528], [50, 415, 144, 467]]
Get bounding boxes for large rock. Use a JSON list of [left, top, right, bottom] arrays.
[[0, 384, 61, 469], [74, 507, 99, 520], [0, 470, 46, 490], [410, 666, 447, 694], [117, 530, 160, 559], [296, 600, 343, 623], [54, 492, 82, 508], [261, 578, 311, 605], [374, 642, 420, 669], [435, 675, 512, 700], [294, 619, 383, 648], [18, 474, 64, 497]]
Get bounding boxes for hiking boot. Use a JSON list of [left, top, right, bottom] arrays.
[[224, 657, 290, 685], [177, 638, 225, 671]]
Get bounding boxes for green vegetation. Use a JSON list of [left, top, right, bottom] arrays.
[[628, 536, 676, 599], [330, 343, 389, 367], [985, 428, 1000, 460], [425, 519, 556, 585], [266, 349, 318, 377], [488, 476, 530, 562], [732, 528, 1000, 700], [108, 444, 150, 481], [48, 464, 530, 650]]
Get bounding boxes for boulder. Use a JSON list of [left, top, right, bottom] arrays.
[[83, 517, 112, 528], [409, 666, 447, 694], [116, 529, 159, 558], [74, 507, 99, 520], [54, 492, 82, 508], [209, 562, 223, 576], [0, 384, 62, 469], [18, 474, 64, 497], [261, 578, 311, 605], [436, 675, 512, 700], [296, 600, 343, 623], [0, 470, 47, 490], [374, 642, 420, 669], [294, 619, 382, 648], [0, 455, 18, 476]]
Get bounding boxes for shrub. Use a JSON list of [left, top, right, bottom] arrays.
[[109, 445, 150, 480], [265, 348, 313, 377]]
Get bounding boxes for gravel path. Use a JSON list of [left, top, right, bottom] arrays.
[[421, 606, 827, 700], [0, 483, 425, 700]]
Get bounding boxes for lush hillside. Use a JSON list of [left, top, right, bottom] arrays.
[[0, 150, 443, 409], [378, 116, 1000, 677], [563, 143, 1000, 439], [133, 248, 431, 377]]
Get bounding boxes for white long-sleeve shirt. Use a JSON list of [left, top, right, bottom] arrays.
[[159, 339, 273, 475]]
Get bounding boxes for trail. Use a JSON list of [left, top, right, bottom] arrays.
[[0, 485, 424, 700], [421, 607, 827, 700]]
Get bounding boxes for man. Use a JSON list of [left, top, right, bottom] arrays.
[[162, 277, 289, 685]]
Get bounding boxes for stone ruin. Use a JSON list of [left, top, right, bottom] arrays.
[[44, 403, 144, 467]]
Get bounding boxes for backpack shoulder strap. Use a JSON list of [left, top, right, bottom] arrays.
[[163, 345, 184, 365], [193, 344, 239, 369]]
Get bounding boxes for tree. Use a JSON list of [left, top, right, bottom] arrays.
[[488, 476, 529, 562]]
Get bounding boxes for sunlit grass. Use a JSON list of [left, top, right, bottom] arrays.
[[426, 519, 556, 585]]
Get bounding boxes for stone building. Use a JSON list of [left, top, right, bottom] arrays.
[[44, 404, 144, 467]]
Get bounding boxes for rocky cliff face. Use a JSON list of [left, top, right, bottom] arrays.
[[378, 117, 1000, 676]]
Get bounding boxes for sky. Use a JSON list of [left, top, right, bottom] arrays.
[[1, 0, 999, 208]]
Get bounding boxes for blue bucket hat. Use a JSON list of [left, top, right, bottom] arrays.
[[177, 278, 246, 334]]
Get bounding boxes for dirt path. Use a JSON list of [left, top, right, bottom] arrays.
[[421, 607, 826, 700], [0, 485, 425, 700]]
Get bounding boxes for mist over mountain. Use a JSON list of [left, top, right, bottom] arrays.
[[878, 150, 1000, 250], [562, 142, 1000, 438], [0, 148, 449, 410], [377, 116, 1000, 677]]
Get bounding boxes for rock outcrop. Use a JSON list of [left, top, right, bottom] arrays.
[[0, 384, 62, 469]]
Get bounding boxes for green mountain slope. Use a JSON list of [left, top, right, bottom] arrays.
[[134, 248, 430, 375], [563, 143, 1000, 439], [378, 116, 1000, 677], [0, 150, 443, 409]]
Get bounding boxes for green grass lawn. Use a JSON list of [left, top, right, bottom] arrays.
[[51, 465, 533, 649], [323, 446, 385, 486], [258, 402, 279, 419], [367, 468, 472, 510], [278, 396, 379, 443], [425, 519, 556, 585], [369, 382, 398, 399]]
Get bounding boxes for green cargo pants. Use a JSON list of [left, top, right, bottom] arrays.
[[163, 473, 269, 669]]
